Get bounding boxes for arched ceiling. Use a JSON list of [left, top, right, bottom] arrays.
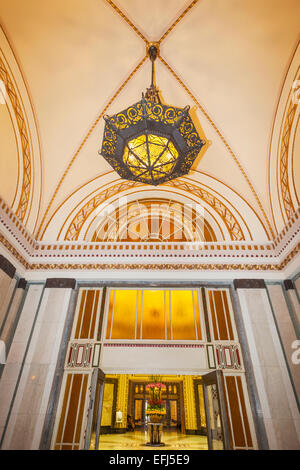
[[0, 0, 299, 243]]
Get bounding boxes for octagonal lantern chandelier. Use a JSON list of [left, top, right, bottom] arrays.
[[99, 45, 205, 186]]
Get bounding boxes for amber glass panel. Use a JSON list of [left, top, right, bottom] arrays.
[[222, 292, 234, 340], [213, 291, 228, 340], [193, 290, 202, 340], [142, 290, 165, 339], [62, 374, 83, 443], [171, 290, 196, 340], [236, 376, 253, 447], [74, 290, 87, 339], [165, 291, 171, 340], [208, 290, 219, 340], [55, 373, 72, 444], [225, 376, 246, 447], [105, 290, 114, 339], [111, 290, 137, 339], [79, 290, 95, 339], [221, 374, 233, 449], [75, 375, 88, 443], [89, 290, 100, 339], [136, 290, 142, 339], [55, 373, 88, 448]]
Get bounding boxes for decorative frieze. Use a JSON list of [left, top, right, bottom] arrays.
[[65, 342, 101, 369], [0, 196, 299, 272], [215, 344, 242, 370]]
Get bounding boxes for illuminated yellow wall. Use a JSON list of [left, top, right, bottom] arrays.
[[105, 289, 204, 340]]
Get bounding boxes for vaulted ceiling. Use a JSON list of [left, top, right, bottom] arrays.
[[0, 0, 299, 243]]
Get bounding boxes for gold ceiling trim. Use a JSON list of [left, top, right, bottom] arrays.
[[105, 0, 275, 239], [0, 217, 299, 273], [84, 189, 225, 242], [63, 180, 245, 241], [42, 168, 269, 243], [63, 180, 140, 241], [279, 87, 298, 221], [16, 240, 300, 271], [167, 179, 250, 240], [105, 0, 200, 45], [157, 0, 200, 44], [0, 234, 299, 272], [267, 45, 300, 235], [0, 55, 32, 224], [291, 114, 300, 208], [37, 0, 200, 239], [158, 54, 275, 240], [105, 0, 149, 43], [36, 55, 148, 239], [37, 0, 274, 243], [0, 232, 30, 270]]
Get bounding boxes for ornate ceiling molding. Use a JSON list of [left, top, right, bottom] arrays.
[[279, 79, 299, 221], [36, 0, 274, 244], [62, 180, 246, 242], [36, 55, 148, 239], [268, 42, 300, 234], [0, 196, 299, 273], [0, 55, 32, 223]]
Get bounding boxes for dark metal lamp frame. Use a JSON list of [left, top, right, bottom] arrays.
[[99, 46, 205, 186]]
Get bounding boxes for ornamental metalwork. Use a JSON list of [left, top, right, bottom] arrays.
[[99, 45, 205, 185]]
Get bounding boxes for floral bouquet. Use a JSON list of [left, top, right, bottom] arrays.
[[145, 382, 166, 417]]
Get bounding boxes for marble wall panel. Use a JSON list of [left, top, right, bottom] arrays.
[[0, 287, 72, 449], [267, 284, 300, 404], [236, 287, 300, 450], [0, 284, 44, 443], [0, 271, 16, 333]]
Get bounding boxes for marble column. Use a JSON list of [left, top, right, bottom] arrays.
[[0, 279, 27, 359], [266, 282, 300, 407], [0, 278, 76, 450], [284, 280, 300, 329], [0, 283, 44, 445], [234, 279, 300, 450], [294, 275, 300, 301], [0, 255, 17, 339]]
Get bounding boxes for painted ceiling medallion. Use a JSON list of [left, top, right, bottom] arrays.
[[99, 45, 205, 186]]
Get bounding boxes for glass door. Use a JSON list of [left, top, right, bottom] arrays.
[[202, 370, 230, 450], [84, 368, 105, 450]]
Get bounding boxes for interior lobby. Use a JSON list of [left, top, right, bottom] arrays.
[[0, 0, 299, 451]]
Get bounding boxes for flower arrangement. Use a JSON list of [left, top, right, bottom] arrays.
[[145, 382, 166, 416]]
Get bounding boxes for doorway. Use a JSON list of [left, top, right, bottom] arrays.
[[85, 371, 231, 450], [51, 286, 257, 450], [129, 379, 183, 431]]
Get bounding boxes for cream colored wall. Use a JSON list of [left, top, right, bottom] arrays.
[[286, 288, 300, 329], [0, 284, 43, 444], [267, 284, 300, 401], [0, 271, 16, 336], [0, 285, 24, 353], [0, 285, 73, 449], [295, 277, 300, 300]]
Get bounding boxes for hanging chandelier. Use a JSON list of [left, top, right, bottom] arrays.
[[99, 44, 205, 186]]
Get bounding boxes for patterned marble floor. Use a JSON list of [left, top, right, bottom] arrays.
[[96, 430, 209, 450]]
